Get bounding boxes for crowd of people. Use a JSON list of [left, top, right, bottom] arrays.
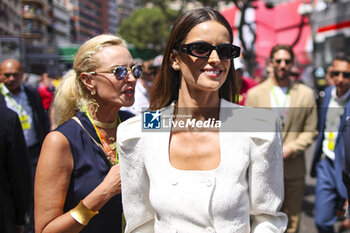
[[1, 7, 350, 233]]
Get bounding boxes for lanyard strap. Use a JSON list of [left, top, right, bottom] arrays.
[[72, 115, 119, 166], [83, 107, 120, 166], [0, 83, 24, 114], [271, 84, 290, 108]]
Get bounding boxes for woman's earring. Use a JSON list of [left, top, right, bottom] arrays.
[[91, 90, 96, 95], [90, 98, 100, 114], [172, 64, 180, 70]]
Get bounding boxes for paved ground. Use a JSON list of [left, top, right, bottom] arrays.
[[300, 143, 317, 233], [299, 144, 350, 233]]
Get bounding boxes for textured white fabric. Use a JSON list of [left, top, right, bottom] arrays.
[[118, 99, 288, 233]]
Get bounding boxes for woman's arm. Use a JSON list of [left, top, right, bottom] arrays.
[[118, 117, 155, 233], [248, 115, 288, 233], [35, 131, 122, 233]]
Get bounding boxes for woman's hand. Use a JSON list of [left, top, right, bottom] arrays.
[[101, 164, 122, 196], [81, 164, 121, 213]]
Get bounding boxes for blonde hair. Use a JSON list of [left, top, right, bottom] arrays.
[[53, 34, 127, 126]]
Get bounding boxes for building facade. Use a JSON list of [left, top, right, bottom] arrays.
[[52, 0, 71, 45], [0, 1, 23, 64], [310, 0, 350, 68], [70, 0, 103, 43], [0, 0, 22, 36], [116, 0, 142, 32], [21, 0, 53, 45]]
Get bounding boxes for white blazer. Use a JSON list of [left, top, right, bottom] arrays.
[[118, 99, 288, 233]]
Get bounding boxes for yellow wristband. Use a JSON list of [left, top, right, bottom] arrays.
[[69, 201, 99, 225]]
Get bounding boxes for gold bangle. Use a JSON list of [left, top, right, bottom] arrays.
[[69, 201, 99, 225]]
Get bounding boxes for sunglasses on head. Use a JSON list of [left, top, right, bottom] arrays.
[[175, 42, 241, 60], [3, 73, 20, 78], [332, 70, 350, 78], [89, 64, 143, 80], [274, 59, 291, 65]]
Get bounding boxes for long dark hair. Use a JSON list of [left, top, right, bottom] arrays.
[[149, 7, 240, 110]]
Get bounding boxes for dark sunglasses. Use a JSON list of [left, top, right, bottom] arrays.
[[175, 42, 241, 60], [332, 71, 350, 78], [3, 73, 20, 78], [274, 59, 291, 65], [89, 64, 143, 80]]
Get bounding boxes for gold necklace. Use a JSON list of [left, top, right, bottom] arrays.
[[90, 118, 118, 129]]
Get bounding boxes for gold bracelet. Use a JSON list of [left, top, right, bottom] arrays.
[[69, 201, 99, 225]]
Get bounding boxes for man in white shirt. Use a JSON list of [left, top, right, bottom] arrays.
[[246, 44, 318, 233], [311, 53, 350, 233]]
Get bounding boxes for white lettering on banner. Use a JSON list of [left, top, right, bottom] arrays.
[[162, 118, 221, 129]]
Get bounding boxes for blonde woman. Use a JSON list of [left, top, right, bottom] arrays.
[[34, 34, 141, 233]]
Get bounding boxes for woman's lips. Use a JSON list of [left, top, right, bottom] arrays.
[[124, 88, 134, 97], [201, 69, 222, 78]]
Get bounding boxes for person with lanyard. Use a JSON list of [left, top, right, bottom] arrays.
[[245, 44, 318, 233], [311, 53, 350, 233], [0, 58, 50, 233], [34, 34, 139, 233], [0, 105, 32, 233]]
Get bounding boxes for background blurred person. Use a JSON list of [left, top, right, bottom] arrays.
[[289, 65, 301, 83], [37, 73, 55, 130], [122, 58, 156, 115], [0, 105, 31, 233], [246, 44, 318, 233], [37, 73, 54, 112], [342, 110, 350, 232], [326, 66, 335, 87], [235, 58, 257, 105], [311, 53, 350, 233], [34, 34, 137, 233], [0, 58, 49, 233]]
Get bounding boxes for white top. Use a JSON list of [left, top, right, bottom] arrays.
[[118, 99, 287, 233], [322, 87, 350, 160], [270, 85, 290, 108], [270, 85, 290, 127]]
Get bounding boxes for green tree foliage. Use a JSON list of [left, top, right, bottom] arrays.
[[118, 7, 178, 55]]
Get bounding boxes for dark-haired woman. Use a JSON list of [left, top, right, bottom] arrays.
[[118, 8, 287, 233]]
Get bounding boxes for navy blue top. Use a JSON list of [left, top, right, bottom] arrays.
[[55, 110, 134, 233]]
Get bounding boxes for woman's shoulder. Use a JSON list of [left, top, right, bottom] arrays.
[[54, 112, 88, 138], [117, 115, 142, 144], [55, 117, 78, 131]]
